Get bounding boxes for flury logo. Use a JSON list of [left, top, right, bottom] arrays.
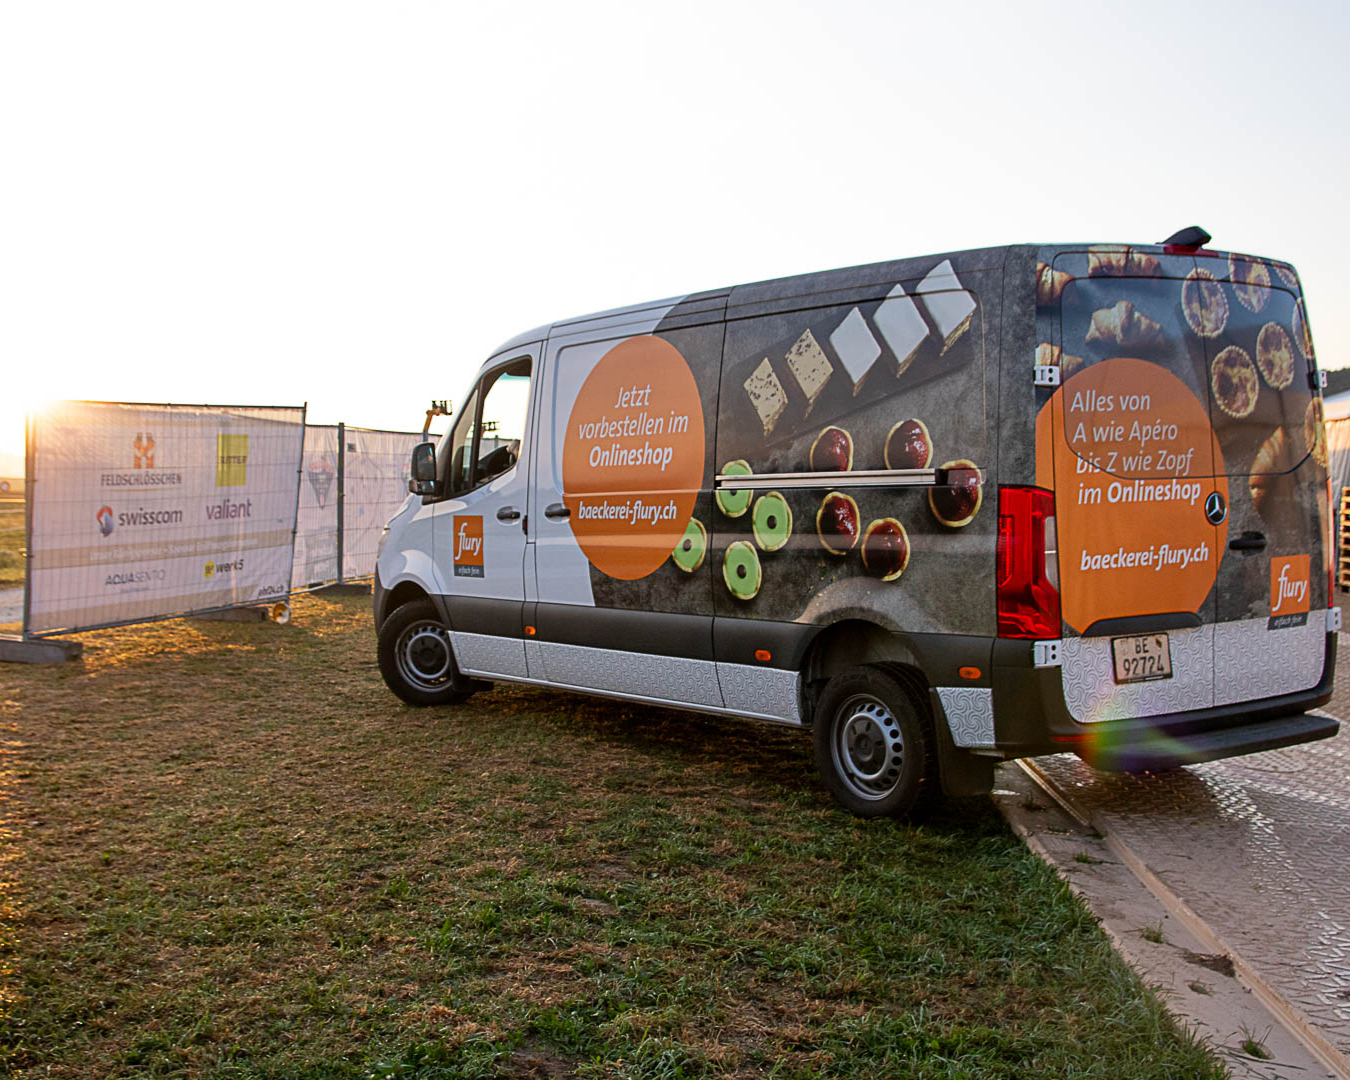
[[1269, 554, 1311, 628], [216, 434, 249, 487], [452, 516, 485, 578], [96, 505, 115, 537], [133, 432, 155, 469]]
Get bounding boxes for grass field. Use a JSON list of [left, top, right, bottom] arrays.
[[0, 594, 1225, 1078], [0, 496, 23, 590]]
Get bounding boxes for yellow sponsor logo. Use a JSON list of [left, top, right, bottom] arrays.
[[216, 434, 249, 487]]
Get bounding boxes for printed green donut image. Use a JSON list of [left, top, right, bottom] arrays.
[[715, 459, 753, 518], [752, 491, 792, 552], [723, 540, 762, 600], [671, 517, 707, 573]]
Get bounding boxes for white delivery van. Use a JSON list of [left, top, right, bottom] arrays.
[[374, 229, 1339, 817]]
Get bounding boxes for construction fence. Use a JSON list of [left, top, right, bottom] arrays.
[[18, 401, 424, 638]]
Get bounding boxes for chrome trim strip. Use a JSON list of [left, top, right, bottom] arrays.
[[714, 468, 941, 491]]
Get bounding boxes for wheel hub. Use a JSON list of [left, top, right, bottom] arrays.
[[834, 696, 905, 800], [398, 621, 453, 690]]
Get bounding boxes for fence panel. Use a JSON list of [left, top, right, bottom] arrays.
[[26, 401, 304, 635]]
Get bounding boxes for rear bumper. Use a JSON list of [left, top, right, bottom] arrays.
[[993, 633, 1339, 768]]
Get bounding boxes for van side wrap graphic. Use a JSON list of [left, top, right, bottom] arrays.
[[561, 335, 705, 581]]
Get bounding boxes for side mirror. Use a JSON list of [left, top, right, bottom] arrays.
[[409, 442, 439, 496]]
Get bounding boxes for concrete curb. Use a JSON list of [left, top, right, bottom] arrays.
[[1018, 757, 1350, 1080]]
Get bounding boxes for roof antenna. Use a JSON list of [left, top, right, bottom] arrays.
[[1160, 226, 1211, 252]]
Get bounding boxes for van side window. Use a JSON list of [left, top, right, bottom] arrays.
[[448, 357, 533, 496]]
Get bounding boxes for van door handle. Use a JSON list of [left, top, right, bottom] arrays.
[[1228, 531, 1266, 552], [496, 506, 521, 522], [544, 503, 571, 520]]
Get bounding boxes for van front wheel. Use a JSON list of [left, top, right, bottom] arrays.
[[813, 667, 934, 818], [377, 598, 477, 707]]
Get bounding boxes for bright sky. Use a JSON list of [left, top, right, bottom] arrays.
[[3, 0, 1348, 466]]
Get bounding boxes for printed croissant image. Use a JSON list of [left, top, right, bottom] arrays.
[[1085, 301, 1164, 348], [1087, 246, 1161, 278], [1248, 429, 1291, 516], [1035, 261, 1073, 306]]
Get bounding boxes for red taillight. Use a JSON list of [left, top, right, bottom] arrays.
[[997, 486, 1061, 639]]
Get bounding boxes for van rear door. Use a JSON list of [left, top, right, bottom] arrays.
[[1036, 246, 1329, 724], [1200, 256, 1328, 704], [1036, 247, 1226, 722]]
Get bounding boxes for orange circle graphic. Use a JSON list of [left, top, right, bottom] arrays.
[[562, 336, 706, 580], [1035, 358, 1229, 633]]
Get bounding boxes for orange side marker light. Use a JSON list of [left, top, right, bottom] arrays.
[[958, 666, 981, 680], [754, 649, 771, 662], [525, 625, 537, 636]]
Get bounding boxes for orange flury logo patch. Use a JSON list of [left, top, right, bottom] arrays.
[[1269, 555, 1310, 626], [453, 516, 484, 578]]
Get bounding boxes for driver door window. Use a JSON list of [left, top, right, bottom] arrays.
[[447, 358, 532, 496]]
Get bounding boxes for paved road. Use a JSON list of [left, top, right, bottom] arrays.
[[1031, 641, 1350, 1073]]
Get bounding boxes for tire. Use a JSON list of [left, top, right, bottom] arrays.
[[377, 598, 477, 707], [812, 666, 935, 818]]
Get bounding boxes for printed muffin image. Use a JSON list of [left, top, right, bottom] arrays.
[[1255, 323, 1296, 391], [1249, 429, 1290, 516], [1293, 299, 1314, 362], [670, 517, 707, 573], [1182, 268, 1229, 338], [861, 518, 910, 581], [810, 425, 853, 471], [1035, 261, 1073, 306], [1274, 263, 1299, 289], [723, 540, 762, 601], [715, 460, 753, 518], [752, 492, 793, 552], [1229, 255, 1271, 313], [1305, 398, 1328, 468], [816, 491, 860, 555], [1086, 301, 1164, 348], [884, 418, 932, 470], [929, 460, 983, 528], [1035, 342, 1085, 381], [1211, 346, 1259, 419]]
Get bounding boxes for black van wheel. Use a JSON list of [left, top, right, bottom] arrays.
[[377, 599, 477, 707], [813, 666, 934, 818]]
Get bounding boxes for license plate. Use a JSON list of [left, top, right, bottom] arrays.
[[1111, 633, 1173, 684]]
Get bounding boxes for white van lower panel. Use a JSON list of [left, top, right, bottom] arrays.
[[452, 632, 529, 679], [1060, 626, 1214, 724], [716, 663, 802, 726], [935, 688, 995, 748], [531, 640, 725, 711], [1213, 617, 1326, 706]]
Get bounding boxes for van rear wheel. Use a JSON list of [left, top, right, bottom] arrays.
[[813, 666, 934, 818], [378, 598, 477, 707]]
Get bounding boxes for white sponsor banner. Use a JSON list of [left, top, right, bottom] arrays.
[[341, 428, 422, 580], [27, 402, 304, 634], [292, 424, 340, 589]]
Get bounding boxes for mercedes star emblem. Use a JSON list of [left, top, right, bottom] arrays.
[[1204, 491, 1227, 525]]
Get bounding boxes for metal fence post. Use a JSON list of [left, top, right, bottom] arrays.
[[336, 422, 346, 586]]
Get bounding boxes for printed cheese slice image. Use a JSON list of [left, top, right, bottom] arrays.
[[872, 283, 929, 377], [916, 259, 976, 354], [785, 329, 833, 415], [829, 306, 882, 395], [744, 356, 788, 436]]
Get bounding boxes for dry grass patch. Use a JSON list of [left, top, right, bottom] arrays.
[[0, 594, 1224, 1078]]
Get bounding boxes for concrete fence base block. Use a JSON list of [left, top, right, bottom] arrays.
[[317, 582, 372, 596], [0, 634, 84, 664], [191, 607, 270, 623]]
